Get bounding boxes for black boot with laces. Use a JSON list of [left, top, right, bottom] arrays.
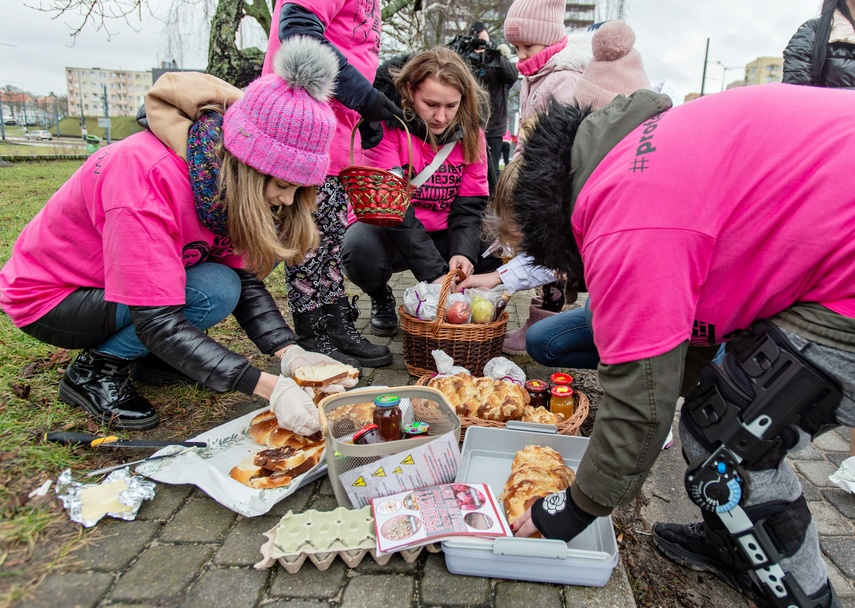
[[369, 284, 398, 337], [291, 308, 361, 371], [323, 296, 392, 367], [59, 351, 159, 430]]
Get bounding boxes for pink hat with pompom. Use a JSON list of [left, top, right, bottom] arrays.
[[571, 21, 651, 110]]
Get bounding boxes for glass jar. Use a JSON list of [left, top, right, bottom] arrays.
[[353, 423, 385, 445], [549, 372, 574, 387], [549, 386, 575, 420], [373, 394, 403, 441], [403, 421, 430, 438], [524, 379, 551, 410]]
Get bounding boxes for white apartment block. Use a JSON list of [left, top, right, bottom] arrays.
[[66, 67, 153, 118]]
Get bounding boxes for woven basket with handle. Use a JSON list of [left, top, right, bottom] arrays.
[[400, 270, 508, 377], [414, 374, 590, 442], [339, 117, 415, 226]]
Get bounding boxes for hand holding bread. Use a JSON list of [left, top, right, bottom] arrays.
[[269, 376, 322, 436], [280, 346, 358, 389]]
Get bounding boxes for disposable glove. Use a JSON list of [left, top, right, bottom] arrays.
[[269, 376, 322, 436], [360, 90, 404, 123]]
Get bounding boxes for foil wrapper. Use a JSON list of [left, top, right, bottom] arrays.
[[56, 468, 156, 528]]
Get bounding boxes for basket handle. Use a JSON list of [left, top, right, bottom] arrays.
[[430, 269, 466, 334], [349, 115, 414, 192]]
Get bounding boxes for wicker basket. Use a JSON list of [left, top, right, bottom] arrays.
[[400, 270, 508, 377], [415, 374, 590, 442], [339, 117, 415, 226]]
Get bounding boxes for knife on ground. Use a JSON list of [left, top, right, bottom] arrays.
[[45, 431, 206, 449], [84, 446, 195, 477]]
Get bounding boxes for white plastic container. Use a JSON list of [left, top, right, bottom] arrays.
[[442, 422, 619, 586]]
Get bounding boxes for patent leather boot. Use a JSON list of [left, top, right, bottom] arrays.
[[369, 285, 398, 337], [323, 296, 392, 367], [291, 308, 362, 371], [59, 351, 159, 430]]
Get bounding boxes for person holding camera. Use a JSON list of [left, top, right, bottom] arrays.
[[467, 21, 518, 190]]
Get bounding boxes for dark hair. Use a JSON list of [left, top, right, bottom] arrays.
[[469, 21, 486, 36], [811, 0, 855, 84]]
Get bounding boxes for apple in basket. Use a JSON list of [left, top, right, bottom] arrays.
[[446, 300, 470, 324]]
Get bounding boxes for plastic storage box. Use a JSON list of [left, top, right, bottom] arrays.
[[442, 423, 619, 586], [318, 386, 461, 509]]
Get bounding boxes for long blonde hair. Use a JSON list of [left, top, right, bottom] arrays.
[[395, 47, 488, 164], [220, 148, 318, 276]]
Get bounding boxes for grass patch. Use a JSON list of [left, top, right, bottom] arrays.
[[0, 160, 280, 605]]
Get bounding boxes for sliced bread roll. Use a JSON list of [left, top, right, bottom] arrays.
[[293, 362, 359, 387]]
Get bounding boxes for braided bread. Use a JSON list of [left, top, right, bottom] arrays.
[[500, 445, 576, 528], [428, 373, 528, 422]]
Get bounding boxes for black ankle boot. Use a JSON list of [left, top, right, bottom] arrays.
[[291, 308, 362, 371], [59, 351, 159, 430], [131, 353, 196, 386], [323, 296, 392, 367], [369, 285, 398, 337]]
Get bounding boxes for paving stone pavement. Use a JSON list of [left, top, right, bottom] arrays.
[[17, 272, 855, 608]]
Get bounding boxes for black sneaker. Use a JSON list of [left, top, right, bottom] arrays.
[[369, 285, 398, 337], [59, 351, 159, 430]]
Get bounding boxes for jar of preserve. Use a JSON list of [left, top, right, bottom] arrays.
[[353, 423, 385, 445], [549, 386, 575, 420], [524, 379, 551, 410], [549, 372, 574, 387], [373, 394, 403, 441], [403, 421, 430, 438]]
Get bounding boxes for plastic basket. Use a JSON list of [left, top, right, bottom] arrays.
[[400, 270, 508, 377], [415, 375, 590, 442], [318, 386, 461, 509], [339, 117, 415, 226]]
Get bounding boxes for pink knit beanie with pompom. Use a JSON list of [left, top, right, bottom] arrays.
[[571, 21, 651, 110], [223, 36, 337, 186]]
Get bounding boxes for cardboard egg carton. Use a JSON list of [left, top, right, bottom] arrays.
[[255, 506, 440, 572]]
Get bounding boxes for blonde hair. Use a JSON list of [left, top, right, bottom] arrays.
[[484, 157, 524, 248], [220, 148, 318, 276], [395, 47, 488, 164]]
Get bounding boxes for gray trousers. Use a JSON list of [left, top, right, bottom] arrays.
[[681, 325, 855, 596]]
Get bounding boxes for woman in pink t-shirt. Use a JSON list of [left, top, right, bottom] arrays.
[[340, 48, 502, 337], [0, 39, 354, 433]]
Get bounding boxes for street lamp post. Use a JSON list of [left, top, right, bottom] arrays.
[[5, 81, 27, 131], [717, 61, 742, 92]]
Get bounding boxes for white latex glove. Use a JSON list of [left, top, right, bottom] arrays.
[[279, 345, 359, 388], [280, 344, 338, 377], [269, 376, 322, 436]]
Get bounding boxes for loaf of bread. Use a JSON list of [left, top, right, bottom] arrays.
[[248, 410, 323, 447], [428, 373, 527, 422], [293, 362, 359, 387], [500, 445, 576, 527], [521, 406, 565, 426], [326, 401, 375, 437]]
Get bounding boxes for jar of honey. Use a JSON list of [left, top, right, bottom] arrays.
[[549, 386, 575, 420], [524, 379, 550, 410], [373, 394, 403, 441], [549, 372, 574, 387]]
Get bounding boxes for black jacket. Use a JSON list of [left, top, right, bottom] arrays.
[[783, 14, 855, 87], [477, 46, 518, 138]]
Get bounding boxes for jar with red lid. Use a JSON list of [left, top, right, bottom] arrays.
[[549, 385, 575, 420], [524, 379, 550, 410], [373, 394, 403, 441], [549, 372, 574, 387], [353, 423, 385, 445]]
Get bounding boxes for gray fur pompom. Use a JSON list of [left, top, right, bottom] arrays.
[[272, 36, 338, 101]]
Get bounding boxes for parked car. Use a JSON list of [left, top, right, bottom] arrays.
[[3, 118, 17, 126], [24, 130, 52, 141]]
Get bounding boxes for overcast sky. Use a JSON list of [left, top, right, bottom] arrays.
[[2, 1, 820, 100]]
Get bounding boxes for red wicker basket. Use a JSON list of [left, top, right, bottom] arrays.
[[339, 117, 415, 226], [400, 270, 508, 377]]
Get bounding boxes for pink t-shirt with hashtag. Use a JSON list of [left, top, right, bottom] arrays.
[[573, 83, 855, 364]]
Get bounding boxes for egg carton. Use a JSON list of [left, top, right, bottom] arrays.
[[255, 506, 440, 573]]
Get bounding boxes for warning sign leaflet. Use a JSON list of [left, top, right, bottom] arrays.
[[338, 432, 461, 508]]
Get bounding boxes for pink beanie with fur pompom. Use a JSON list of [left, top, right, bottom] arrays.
[[571, 21, 651, 110]]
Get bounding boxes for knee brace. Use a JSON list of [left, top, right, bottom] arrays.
[[682, 320, 843, 607]]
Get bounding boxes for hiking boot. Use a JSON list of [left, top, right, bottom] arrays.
[[131, 353, 196, 386], [369, 285, 398, 337], [323, 296, 392, 367], [59, 351, 159, 430], [291, 308, 361, 371]]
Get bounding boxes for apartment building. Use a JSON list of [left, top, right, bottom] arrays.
[[744, 56, 784, 85], [66, 67, 153, 118]]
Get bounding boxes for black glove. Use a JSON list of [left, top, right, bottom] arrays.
[[358, 120, 384, 150], [530, 488, 597, 542], [360, 90, 404, 123]]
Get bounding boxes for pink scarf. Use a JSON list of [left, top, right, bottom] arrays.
[[516, 37, 569, 77]]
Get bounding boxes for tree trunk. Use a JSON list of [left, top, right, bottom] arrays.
[[207, 0, 265, 88]]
